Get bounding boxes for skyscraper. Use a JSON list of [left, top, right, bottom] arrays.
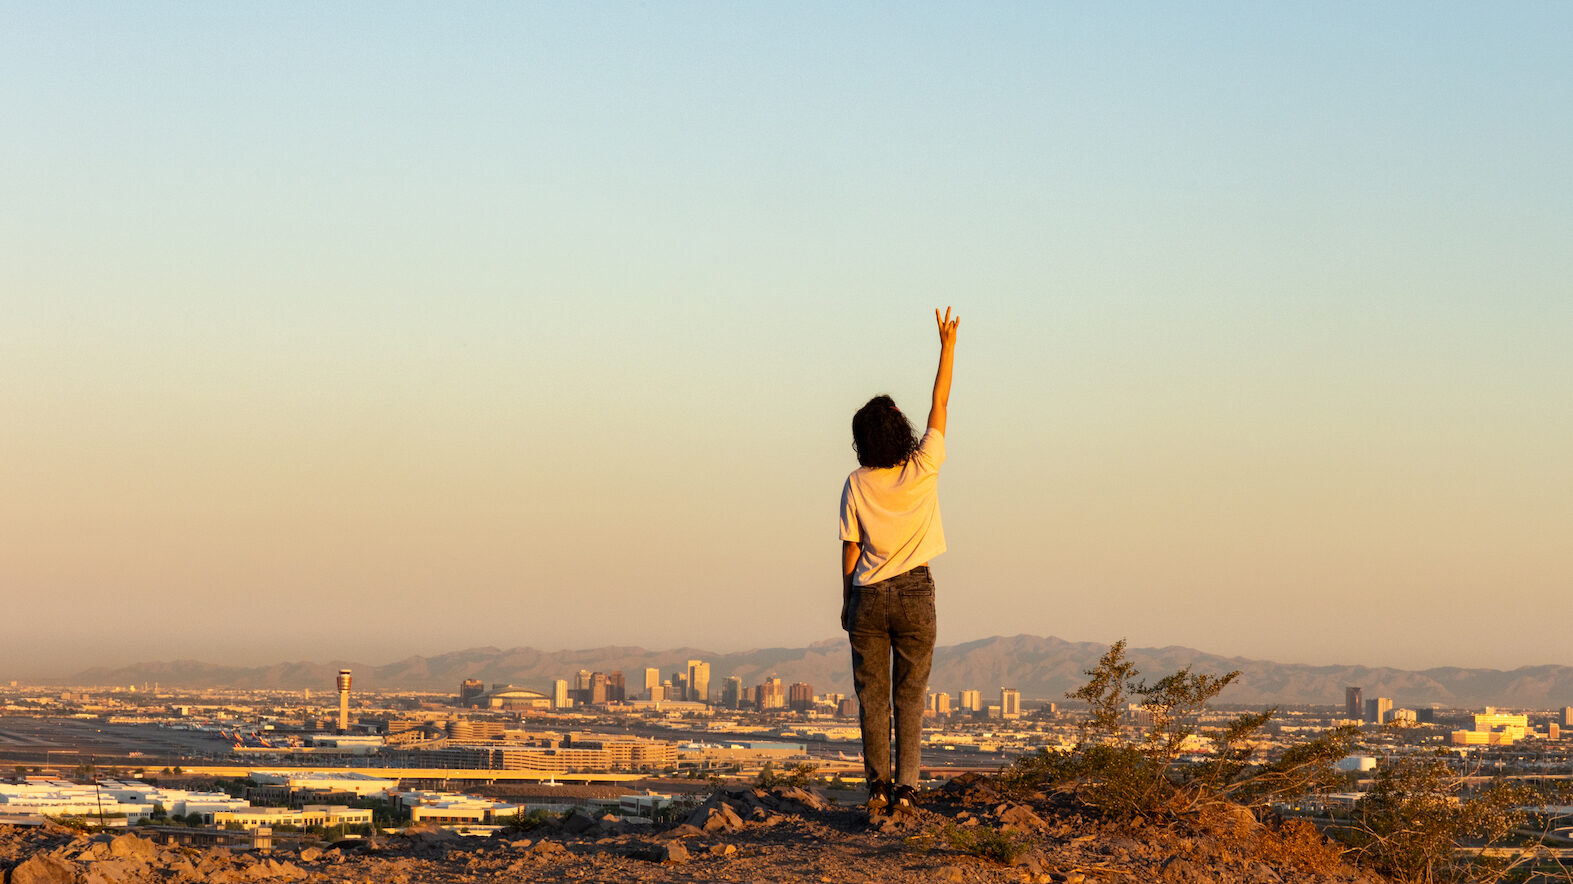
[[1001, 688, 1021, 717], [789, 682, 814, 712], [960, 689, 982, 712], [644, 668, 661, 699], [721, 676, 743, 709], [553, 679, 568, 709], [688, 660, 710, 704], [760, 676, 785, 709], [459, 679, 484, 706], [935, 692, 951, 716], [1346, 687, 1363, 719], [1365, 697, 1393, 725]]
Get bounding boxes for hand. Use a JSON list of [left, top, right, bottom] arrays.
[[935, 306, 959, 348]]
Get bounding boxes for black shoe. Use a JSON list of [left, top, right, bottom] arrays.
[[892, 784, 917, 815], [866, 779, 892, 815]]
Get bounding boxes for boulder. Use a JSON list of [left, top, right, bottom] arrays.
[[108, 833, 158, 859], [9, 854, 78, 884], [996, 803, 1049, 832], [660, 841, 689, 863], [687, 797, 746, 834]]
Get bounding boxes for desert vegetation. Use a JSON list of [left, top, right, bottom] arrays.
[[1000, 640, 1573, 883]]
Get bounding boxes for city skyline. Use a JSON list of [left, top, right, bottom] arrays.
[[4, 5, 1570, 674], [17, 633, 1573, 711]]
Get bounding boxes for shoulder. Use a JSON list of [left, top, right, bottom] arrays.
[[914, 429, 945, 466]]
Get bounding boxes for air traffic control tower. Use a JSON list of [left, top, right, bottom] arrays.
[[336, 669, 352, 732]]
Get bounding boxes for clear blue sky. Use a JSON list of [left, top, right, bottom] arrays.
[[3, 3, 1569, 677]]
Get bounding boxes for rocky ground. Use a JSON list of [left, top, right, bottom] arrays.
[[1, 776, 1387, 884]]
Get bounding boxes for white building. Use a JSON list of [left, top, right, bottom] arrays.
[[213, 804, 372, 830], [0, 780, 249, 824], [249, 770, 397, 798]]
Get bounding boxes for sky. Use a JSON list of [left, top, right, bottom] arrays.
[[3, 3, 1569, 679]]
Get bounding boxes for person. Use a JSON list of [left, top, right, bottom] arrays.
[[839, 306, 958, 817]]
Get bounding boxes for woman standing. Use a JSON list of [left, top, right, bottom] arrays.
[[839, 307, 958, 816]]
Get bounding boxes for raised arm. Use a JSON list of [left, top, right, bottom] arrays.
[[927, 306, 959, 434]]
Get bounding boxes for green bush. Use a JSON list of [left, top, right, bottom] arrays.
[[942, 823, 1030, 865]]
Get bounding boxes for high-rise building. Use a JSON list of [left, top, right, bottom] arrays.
[[721, 677, 743, 709], [759, 676, 785, 710], [607, 671, 625, 703], [589, 672, 609, 705], [460, 679, 484, 706], [553, 679, 569, 709], [688, 660, 710, 704], [1001, 688, 1021, 718], [1563, 707, 1573, 728], [935, 692, 951, 716], [336, 670, 353, 733], [960, 689, 982, 712], [644, 668, 661, 699], [788, 682, 814, 712], [1346, 687, 1363, 719], [675, 672, 690, 701], [1365, 697, 1393, 725]]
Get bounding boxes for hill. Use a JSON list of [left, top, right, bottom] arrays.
[[56, 635, 1573, 708]]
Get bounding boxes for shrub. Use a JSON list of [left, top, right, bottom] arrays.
[[942, 823, 1030, 865], [501, 808, 551, 833], [1337, 753, 1546, 884], [1002, 640, 1356, 821], [783, 763, 819, 789]]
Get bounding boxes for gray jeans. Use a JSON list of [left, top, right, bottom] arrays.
[[846, 565, 936, 788]]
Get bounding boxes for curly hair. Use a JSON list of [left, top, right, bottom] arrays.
[[851, 395, 919, 469]]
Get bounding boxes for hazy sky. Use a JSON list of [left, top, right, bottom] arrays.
[[3, 4, 1569, 679]]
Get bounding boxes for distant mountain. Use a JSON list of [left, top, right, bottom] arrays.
[[59, 635, 1573, 709]]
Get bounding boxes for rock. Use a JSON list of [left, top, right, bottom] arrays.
[[108, 833, 158, 859], [9, 854, 78, 884], [933, 864, 968, 882], [1248, 863, 1282, 883], [660, 841, 689, 863], [709, 843, 738, 857], [528, 840, 569, 857], [997, 804, 1049, 832], [658, 824, 705, 840], [561, 810, 597, 835], [1160, 855, 1204, 883], [73, 841, 112, 861], [298, 846, 322, 863], [1011, 851, 1047, 874], [689, 799, 746, 834]]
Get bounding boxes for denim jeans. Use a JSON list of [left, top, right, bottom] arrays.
[[846, 565, 936, 788]]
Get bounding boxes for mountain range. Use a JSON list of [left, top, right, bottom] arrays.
[[55, 635, 1573, 709]]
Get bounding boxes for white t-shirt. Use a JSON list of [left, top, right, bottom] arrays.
[[839, 428, 946, 586]]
